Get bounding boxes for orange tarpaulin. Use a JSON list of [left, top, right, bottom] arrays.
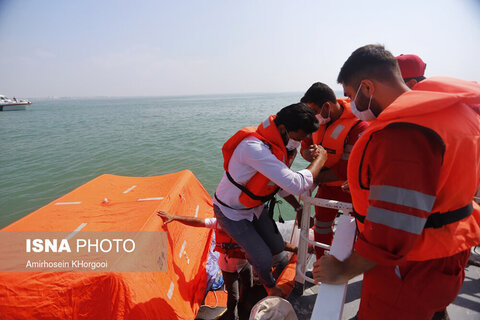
[[0, 170, 214, 320]]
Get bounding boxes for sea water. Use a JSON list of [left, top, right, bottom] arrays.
[[0, 93, 314, 228]]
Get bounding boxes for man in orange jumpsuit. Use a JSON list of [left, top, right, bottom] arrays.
[[313, 44, 480, 320], [300, 82, 369, 258]]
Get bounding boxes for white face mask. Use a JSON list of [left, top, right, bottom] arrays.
[[315, 105, 331, 125], [351, 83, 377, 121], [285, 129, 301, 151], [286, 139, 301, 151]]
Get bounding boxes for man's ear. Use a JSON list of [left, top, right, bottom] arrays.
[[323, 101, 335, 113], [361, 79, 375, 96], [277, 124, 289, 144]]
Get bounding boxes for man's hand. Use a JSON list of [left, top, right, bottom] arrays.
[[312, 254, 349, 285], [315, 145, 328, 166], [313, 251, 376, 285], [309, 145, 328, 183], [341, 181, 350, 193], [157, 210, 175, 225], [302, 144, 322, 162]]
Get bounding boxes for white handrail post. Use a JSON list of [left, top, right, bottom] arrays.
[[291, 192, 357, 319], [311, 212, 356, 320], [293, 190, 312, 293]]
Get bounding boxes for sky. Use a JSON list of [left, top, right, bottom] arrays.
[[0, 0, 479, 98]]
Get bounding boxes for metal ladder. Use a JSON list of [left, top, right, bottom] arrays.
[[293, 189, 357, 320]]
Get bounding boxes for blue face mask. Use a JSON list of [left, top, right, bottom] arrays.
[[350, 83, 376, 121]]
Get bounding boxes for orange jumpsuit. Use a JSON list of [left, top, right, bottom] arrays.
[[301, 100, 368, 258]]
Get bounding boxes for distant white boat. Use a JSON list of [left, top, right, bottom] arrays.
[[0, 95, 32, 111]]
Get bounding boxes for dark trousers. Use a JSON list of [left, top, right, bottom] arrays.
[[220, 263, 253, 320], [214, 205, 285, 288]]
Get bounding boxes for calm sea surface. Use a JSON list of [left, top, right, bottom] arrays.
[[0, 93, 312, 228]]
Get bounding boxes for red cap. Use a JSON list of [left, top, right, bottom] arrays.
[[396, 54, 426, 79]]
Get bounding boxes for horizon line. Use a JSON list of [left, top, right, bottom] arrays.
[[27, 89, 345, 100]]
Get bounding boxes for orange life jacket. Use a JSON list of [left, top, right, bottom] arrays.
[[214, 226, 245, 258], [348, 77, 480, 261], [221, 115, 296, 208], [311, 98, 360, 186]]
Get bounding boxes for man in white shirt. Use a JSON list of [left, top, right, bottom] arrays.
[[213, 103, 327, 297]]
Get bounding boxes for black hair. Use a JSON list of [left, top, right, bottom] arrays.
[[300, 82, 337, 107], [274, 103, 319, 134], [337, 44, 401, 87]]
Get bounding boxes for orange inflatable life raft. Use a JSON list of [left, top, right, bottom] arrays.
[[0, 170, 214, 320]]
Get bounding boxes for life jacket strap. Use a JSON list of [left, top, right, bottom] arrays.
[[225, 171, 278, 203], [424, 203, 473, 229], [354, 202, 474, 229], [353, 208, 365, 224], [214, 193, 253, 211]]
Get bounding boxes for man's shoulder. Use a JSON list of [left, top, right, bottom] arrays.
[[349, 120, 369, 137], [238, 136, 272, 153], [380, 122, 440, 138], [372, 122, 444, 153]]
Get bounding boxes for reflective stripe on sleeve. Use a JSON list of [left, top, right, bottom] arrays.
[[315, 220, 335, 227], [369, 185, 436, 212], [366, 206, 427, 235]]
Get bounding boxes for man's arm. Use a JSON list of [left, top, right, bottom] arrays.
[[306, 147, 328, 184], [312, 251, 376, 284], [284, 241, 315, 254], [240, 138, 327, 195], [312, 125, 443, 283], [354, 125, 443, 265], [157, 210, 211, 228]]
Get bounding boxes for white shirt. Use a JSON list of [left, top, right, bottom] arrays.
[[204, 217, 217, 228], [213, 136, 314, 221]]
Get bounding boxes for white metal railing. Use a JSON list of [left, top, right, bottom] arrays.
[[294, 189, 357, 320]]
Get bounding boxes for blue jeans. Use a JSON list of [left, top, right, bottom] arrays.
[[214, 205, 285, 288]]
